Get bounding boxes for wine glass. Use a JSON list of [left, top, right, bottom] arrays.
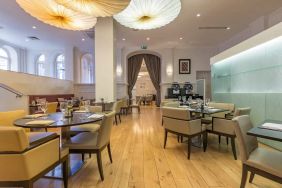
[[39, 102, 48, 114], [205, 98, 210, 107], [83, 100, 90, 112], [60, 102, 67, 114]]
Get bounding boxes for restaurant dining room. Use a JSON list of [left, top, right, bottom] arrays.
[[0, 0, 282, 188]]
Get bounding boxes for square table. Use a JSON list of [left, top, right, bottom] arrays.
[[247, 120, 282, 142]]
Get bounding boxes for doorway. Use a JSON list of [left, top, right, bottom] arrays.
[[127, 53, 161, 106], [132, 59, 156, 105]]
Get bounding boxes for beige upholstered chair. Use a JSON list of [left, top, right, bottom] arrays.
[[120, 98, 129, 115], [0, 127, 69, 188], [46, 102, 58, 114], [113, 100, 123, 124], [232, 115, 282, 188], [64, 112, 115, 181], [208, 102, 235, 118], [71, 106, 103, 133], [162, 107, 207, 159], [163, 101, 180, 108], [129, 97, 142, 113], [207, 107, 251, 160]]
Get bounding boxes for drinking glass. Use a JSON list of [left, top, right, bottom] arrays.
[[39, 102, 48, 114], [83, 100, 90, 112], [60, 102, 67, 113]]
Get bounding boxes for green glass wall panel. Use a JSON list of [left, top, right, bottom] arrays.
[[212, 36, 282, 150]]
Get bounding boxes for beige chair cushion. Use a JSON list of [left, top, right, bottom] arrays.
[[71, 124, 101, 132], [213, 118, 236, 135], [233, 115, 258, 162], [234, 107, 251, 117], [64, 132, 99, 150], [27, 132, 58, 145], [0, 127, 29, 152], [246, 148, 282, 178], [163, 117, 202, 135]]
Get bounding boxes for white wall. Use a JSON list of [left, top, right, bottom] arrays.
[[0, 70, 74, 112], [217, 7, 282, 53], [116, 46, 216, 99]]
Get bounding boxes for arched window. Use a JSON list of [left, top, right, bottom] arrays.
[[36, 54, 45, 76], [55, 54, 65, 79], [0, 48, 9, 70], [81, 53, 94, 83]]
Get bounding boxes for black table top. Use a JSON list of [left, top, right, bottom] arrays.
[[14, 112, 103, 129], [186, 107, 228, 115], [247, 120, 282, 142]]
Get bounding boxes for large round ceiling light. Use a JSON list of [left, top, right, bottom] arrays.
[[55, 0, 131, 17], [16, 0, 97, 30], [114, 0, 181, 30]]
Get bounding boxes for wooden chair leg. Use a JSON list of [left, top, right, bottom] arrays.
[[107, 143, 113, 163], [240, 164, 248, 188], [181, 136, 183, 143], [115, 115, 118, 125], [119, 114, 121, 123], [231, 137, 237, 160], [249, 172, 255, 183], [96, 151, 104, 181], [226, 137, 229, 145], [62, 159, 69, 188], [23, 181, 33, 188], [138, 107, 140, 113], [177, 135, 180, 143], [89, 153, 91, 158], [203, 132, 207, 152], [187, 137, 191, 160], [164, 130, 168, 148], [82, 154, 85, 162], [218, 135, 221, 144]]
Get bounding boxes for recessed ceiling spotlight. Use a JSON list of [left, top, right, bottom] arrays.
[[227, 27, 231, 30], [32, 26, 37, 29], [196, 13, 201, 17], [146, 37, 150, 41], [82, 38, 85, 41], [179, 37, 183, 40], [122, 38, 126, 41]]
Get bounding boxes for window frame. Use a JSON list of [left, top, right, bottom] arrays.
[[36, 54, 46, 76], [0, 47, 11, 71], [55, 54, 65, 80]]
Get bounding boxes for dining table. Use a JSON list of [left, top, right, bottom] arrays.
[[247, 120, 282, 142], [14, 112, 104, 177]]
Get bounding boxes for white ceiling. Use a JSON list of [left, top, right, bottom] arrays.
[[0, 1, 93, 51], [0, 0, 281, 52], [116, 0, 282, 48]]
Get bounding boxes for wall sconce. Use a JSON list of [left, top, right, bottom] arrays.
[[166, 65, 173, 76], [116, 65, 123, 76]]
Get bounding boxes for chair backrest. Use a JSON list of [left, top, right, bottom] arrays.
[[162, 107, 191, 120], [163, 101, 180, 108], [47, 102, 58, 114], [209, 102, 235, 112], [232, 115, 258, 162], [0, 110, 26, 127], [96, 111, 115, 148], [114, 100, 123, 112], [89, 106, 102, 113], [0, 127, 29, 152], [234, 107, 251, 117], [162, 107, 201, 135]]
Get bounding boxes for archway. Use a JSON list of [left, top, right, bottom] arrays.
[[127, 53, 161, 107]]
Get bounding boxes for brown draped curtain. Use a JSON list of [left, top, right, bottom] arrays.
[[127, 55, 143, 100], [143, 54, 161, 107]]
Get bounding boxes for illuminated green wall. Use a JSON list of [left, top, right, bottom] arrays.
[[212, 36, 282, 150]]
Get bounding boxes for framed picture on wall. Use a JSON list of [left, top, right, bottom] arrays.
[[179, 59, 191, 74]]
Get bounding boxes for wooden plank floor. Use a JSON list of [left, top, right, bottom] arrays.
[[35, 106, 281, 188]]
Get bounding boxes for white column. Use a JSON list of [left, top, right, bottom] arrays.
[[95, 17, 116, 102]]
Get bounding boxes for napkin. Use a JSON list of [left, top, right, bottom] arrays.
[[24, 114, 47, 119], [74, 110, 88, 113], [88, 114, 104, 119], [26, 120, 55, 126], [261, 123, 282, 131]]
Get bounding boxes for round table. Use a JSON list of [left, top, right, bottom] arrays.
[[14, 112, 103, 176]]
